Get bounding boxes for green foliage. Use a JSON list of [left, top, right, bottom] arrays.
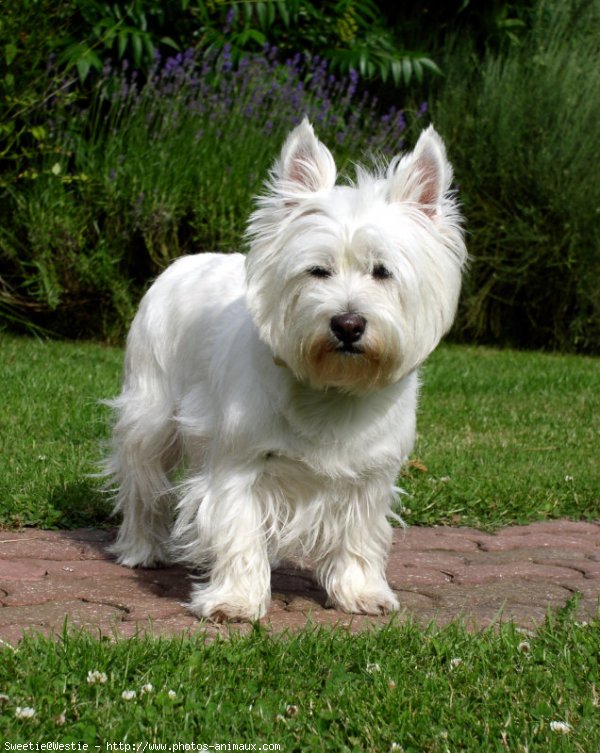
[[195, 0, 442, 87], [1, 173, 136, 340], [1, 2, 73, 174], [60, 0, 184, 81], [432, 0, 600, 352], [326, 29, 441, 86], [1, 47, 420, 340], [2, 0, 598, 351], [457, 0, 528, 48]]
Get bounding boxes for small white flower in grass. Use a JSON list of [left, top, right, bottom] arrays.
[[122, 690, 136, 701], [515, 627, 535, 637], [0, 694, 9, 704], [366, 663, 381, 674], [167, 690, 177, 700], [55, 712, 66, 726], [550, 721, 572, 735], [141, 683, 153, 695], [450, 658, 463, 669], [15, 707, 36, 719], [87, 670, 107, 685], [564, 475, 574, 482], [517, 641, 531, 654]]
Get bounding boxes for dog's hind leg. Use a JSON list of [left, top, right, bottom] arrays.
[[105, 393, 181, 568]]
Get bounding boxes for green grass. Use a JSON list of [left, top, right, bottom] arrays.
[[0, 335, 121, 528], [402, 344, 600, 529], [1, 333, 598, 530], [1, 610, 598, 750]]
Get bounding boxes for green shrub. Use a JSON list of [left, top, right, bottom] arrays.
[[431, 0, 600, 352], [1, 50, 421, 340]]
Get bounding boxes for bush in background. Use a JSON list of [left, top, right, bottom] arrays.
[[1, 48, 421, 340], [2, 0, 599, 352], [431, 0, 600, 353]]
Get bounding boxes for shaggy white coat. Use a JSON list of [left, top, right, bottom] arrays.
[[105, 120, 466, 621]]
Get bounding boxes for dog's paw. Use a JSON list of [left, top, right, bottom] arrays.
[[188, 585, 268, 623], [327, 584, 399, 616]]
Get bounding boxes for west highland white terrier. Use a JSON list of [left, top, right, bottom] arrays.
[[105, 119, 466, 621]]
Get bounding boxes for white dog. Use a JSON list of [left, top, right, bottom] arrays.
[[105, 119, 466, 621]]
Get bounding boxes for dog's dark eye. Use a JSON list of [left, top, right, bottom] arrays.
[[372, 264, 393, 280], [308, 266, 332, 278]]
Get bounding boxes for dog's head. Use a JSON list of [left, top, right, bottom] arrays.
[[245, 119, 466, 394]]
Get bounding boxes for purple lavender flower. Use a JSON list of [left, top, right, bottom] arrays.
[[349, 69, 358, 86], [224, 7, 235, 33], [70, 42, 414, 208], [222, 43, 233, 73], [163, 56, 177, 77]]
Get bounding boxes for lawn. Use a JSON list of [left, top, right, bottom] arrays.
[[1, 333, 598, 530], [1, 335, 121, 529], [1, 611, 599, 750], [402, 344, 600, 528], [1, 333, 598, 749]]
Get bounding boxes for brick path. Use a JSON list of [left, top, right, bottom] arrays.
[[0, 521, 598, 644]]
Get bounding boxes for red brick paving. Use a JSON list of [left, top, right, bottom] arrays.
[[0, 521, 598, 644]]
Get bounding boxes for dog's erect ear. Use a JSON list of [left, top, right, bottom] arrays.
[[276, 118, 337, 194], [388, 126, 453, 217]]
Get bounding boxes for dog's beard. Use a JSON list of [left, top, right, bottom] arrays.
[[292, 330, 400, 394]]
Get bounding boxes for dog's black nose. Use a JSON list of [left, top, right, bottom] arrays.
[[330, 313, 367, 345]]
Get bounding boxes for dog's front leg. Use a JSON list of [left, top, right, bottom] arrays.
[[183, 468, 271, 622], [315, 487, 399, 616]]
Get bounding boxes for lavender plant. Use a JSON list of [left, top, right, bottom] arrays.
[[2, 48, 423, 338], [84, 45, 417, 252]]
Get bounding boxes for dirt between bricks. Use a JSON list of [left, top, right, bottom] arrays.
[[0, 520, 598, 644]]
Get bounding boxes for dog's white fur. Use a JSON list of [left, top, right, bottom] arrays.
[[105, 120, 466, 621]]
